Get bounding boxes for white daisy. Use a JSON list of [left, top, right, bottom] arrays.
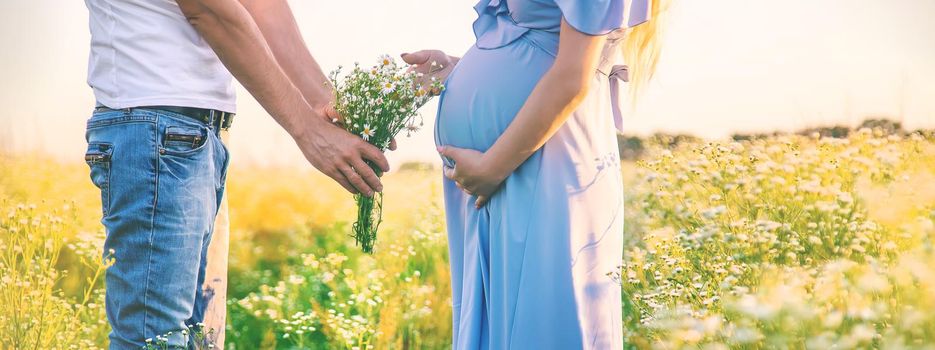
[[381, 82, 395, 94], [361, 124, 377, 141], [378, 54, 393, 66]]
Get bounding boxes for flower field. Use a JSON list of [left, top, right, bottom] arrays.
[[617, 130, 935, 349], [1, 128, 934, 349]]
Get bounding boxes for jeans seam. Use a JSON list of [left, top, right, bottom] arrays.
[[86, 115, 157, 129], [104, 161, 111, 217], [215, 133, 230, 192], [143, 114, 160, 339]]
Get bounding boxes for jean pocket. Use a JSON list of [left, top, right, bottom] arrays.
[[85, 142, 113, 217], [160, 125, 209, 156]]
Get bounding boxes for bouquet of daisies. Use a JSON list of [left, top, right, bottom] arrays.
[[329, 55, 443, 253]]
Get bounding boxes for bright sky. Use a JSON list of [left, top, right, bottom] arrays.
[[0, 0, 933, 167]]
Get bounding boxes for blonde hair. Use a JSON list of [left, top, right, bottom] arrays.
[[622, 0, 671, 100]]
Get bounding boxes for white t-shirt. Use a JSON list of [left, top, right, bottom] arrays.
[[85, 0, 236, 113]]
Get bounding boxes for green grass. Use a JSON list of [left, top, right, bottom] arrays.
[[1, 129, 934, 349]]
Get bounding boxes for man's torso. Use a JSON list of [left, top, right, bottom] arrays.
[[85, 0, 236, 112]]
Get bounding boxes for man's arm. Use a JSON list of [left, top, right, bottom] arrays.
[[239, 0, 331, 109], [175, 0, 387, 196]]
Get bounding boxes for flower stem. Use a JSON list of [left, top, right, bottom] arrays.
[[352, 160, 384, 253]]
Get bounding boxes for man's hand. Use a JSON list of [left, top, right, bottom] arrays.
[[296, 105, 390, 196], [322, 105, 396, 151], [401, 50, 459, 95], [175, 0, 389, 195]]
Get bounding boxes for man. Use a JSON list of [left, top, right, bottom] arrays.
[[83, 0, 387, 348]]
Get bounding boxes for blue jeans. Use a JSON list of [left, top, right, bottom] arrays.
[[84, 107, 230, 349]]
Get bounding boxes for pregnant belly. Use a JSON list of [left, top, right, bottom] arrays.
[[435, 38, 555, 151]]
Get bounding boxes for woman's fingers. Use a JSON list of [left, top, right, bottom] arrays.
[[443, 165, 456, 180], [449, 175, 468, 193], [402, 50, 448, 93], [443, 165, 473, 196], [475, 195, 489, 208], [437, 145, 463, 162], [401, 51, 432, 66]]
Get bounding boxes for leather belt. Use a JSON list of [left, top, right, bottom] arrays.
[[144, 106, 235, 130]]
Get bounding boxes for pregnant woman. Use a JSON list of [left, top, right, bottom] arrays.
[[403, 0, 662, 348]]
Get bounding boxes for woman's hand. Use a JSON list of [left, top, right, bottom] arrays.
[[438, 146, 507, 208], [401, 50, 459, 95], [443, 20, 606, 204]]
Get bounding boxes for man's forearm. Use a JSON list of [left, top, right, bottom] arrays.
[[241, 0, 333, 108], [176, 0, 321, 140], [175, 0, 390, 196]]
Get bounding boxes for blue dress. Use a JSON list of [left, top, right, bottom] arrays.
[[435, 0, 649, 349]]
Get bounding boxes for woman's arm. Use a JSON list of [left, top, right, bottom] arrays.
[[439, 20, 607, 207]]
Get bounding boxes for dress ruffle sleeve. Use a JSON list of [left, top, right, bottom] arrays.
[[472, 0, 531, 50], [554, 0, 651, 35]]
